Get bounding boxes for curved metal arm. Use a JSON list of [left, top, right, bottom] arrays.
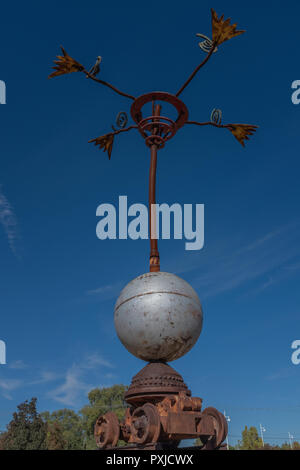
[[83, 68, 136, 101], [175, 43, 217, 97], [109, 125, 138, 136], [89, 125, 138, 142], [186, 120, 226, 129], [186, 120, 258, 147]]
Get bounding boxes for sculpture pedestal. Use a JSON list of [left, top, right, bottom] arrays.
[[94, 362, 227, 450]]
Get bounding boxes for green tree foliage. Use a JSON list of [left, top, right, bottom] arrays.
[[194, 437, 202, 447], [260, 443, 281, 450], [195, 425, 300, 451], [80, 384, 127, 449], [281, 441, 300, 450], [0, 386, 128, 450], [45, 422, 66, 450], [41, 409, 85, 450], [2, 398, 47, 450], [238, 426, 263, 450], [0, 431, 8, 450], [4, 391, 299, 451]]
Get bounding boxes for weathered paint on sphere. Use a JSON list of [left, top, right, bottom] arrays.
[[114, 272, 203, 362]]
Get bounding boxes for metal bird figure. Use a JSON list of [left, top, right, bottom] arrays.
[[87, 56, 102, 78]]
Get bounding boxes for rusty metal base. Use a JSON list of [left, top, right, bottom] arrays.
[[94, 362, 227, 450]]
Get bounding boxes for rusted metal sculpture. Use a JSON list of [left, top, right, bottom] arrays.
[[49, 9, 257, 450], [94, 363, 227, 450]]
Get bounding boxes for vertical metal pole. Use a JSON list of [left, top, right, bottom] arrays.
[[224, 411, 230, 450], [259, 424, 265, 447], [149, 104, 161, 272], [288, 432, 294, 449]]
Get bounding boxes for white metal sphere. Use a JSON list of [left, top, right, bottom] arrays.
[[114, 272, 203, 362]]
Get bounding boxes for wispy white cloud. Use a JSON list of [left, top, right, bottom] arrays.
[[0, 185, 19, 255], [83, 353, 114, 369], [0, 367, 58, 400], [266, 367, 297, 381], [186, 222, 300, 299], [8, 360, 28, 370], [30, 370, 61, 385], [233, 228, 283, 257], [0, 378, 22, 400], [104, 372, 117, 380], [86, 281, 125, 300], [87, 284, 116, 295], [249, 277, 275, 295], [246, 259, 300, 297], [86, 222, 300, 303], [0, 353, 114, 403], [283, 261, 300, 272], [47, 365, 92, 407], [47, 353, 114, 407]]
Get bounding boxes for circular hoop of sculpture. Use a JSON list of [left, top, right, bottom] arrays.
[[130, 92, 189, 147]]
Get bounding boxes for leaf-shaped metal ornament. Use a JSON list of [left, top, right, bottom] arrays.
[[211, 9, 245, 45], [48, 46, 84, 78], [227, 124, 258, 147], [89, 133, 114, 159]]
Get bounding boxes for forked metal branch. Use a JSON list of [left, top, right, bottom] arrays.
[[176, 42, 217, 97], [83, 68, 136, 101]]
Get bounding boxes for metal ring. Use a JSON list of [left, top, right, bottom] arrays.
[[116, 111, 128, 129], [145, 135, 165, 148]]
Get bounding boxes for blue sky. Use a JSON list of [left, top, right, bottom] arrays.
[[0, 0, 300, 447]]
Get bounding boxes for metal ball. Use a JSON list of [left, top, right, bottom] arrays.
[[114, 272, 203, 362]]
